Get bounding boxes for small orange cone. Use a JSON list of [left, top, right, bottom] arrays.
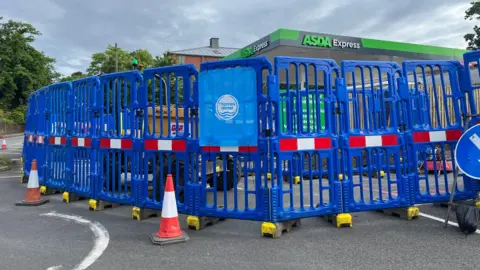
[[150, 174, 189, 245], [1, 137, 6, 149], [15, 160, 49, 206]]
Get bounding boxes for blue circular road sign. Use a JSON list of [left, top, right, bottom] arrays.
[[455, 124, 480, 180]]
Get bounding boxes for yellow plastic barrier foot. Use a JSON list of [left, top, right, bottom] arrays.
[[323, 213, 352, 228], [89, 199, 98, 211], [62, 192, 70, 203], [379, 206, 420, 221], [187, 216, 224, 231], [475, 201, 480, 208], [88, 199, 120, 211], [407, 207, 420, 220], [132, 207, 160, 221], [20, 168, 28, 184], [39, 186, 61, 196], [293, 176, 300, 185], [261, 219, 301, 238]]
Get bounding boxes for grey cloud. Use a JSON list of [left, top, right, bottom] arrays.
[[0, 0, 475, 75]]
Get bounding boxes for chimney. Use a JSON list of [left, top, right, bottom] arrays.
[[210, 37, 219, 48]]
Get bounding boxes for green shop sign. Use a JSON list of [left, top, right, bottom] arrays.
[[241, 40, 269, 58], [302, 35, 332, 48], [302, 34, 361, 49], [279, 89, 326, 133]]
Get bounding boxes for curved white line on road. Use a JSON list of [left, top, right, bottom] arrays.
[[46, 265, 62, 270], [40, 211, 110, 270]]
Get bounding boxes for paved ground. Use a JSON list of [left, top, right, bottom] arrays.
[[0, 133, 24, 162], [1, 162, 480, 270]]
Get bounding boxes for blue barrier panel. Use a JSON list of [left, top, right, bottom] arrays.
[[23, 93, 37, 179], [462, 51, 480, 126], [44, 82, 70, 191], [197, 57, 271, 221], [69, 76, 100, 199], [140, 64, 198, 214], [403, 60, 479, 203], [340, 60, 411, 212], [271, 56, 342, 221], [35, 88, 48, 185], [96, 71, 143, 205]]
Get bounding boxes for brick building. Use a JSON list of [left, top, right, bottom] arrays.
[[169, 38, 238, 69]]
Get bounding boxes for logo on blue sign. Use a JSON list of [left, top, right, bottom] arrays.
[[215, 94, 239, 120]]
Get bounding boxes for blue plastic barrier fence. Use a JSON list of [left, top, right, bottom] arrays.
[[22, 94, 37, 179], [403, 60, 478, 203], [271, 56, 342, 221], [339, 61, 411, 212], [43, 83, 70, 191], [462, 51, 480, 126], [68, 76, 100, 199], [140, 64, 198, 214], [95, 71, 143, 205], [21, 52, 480, 228], [197, 57, 270, 221]]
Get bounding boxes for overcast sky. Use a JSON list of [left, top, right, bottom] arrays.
[[1, 0, 477, 76]]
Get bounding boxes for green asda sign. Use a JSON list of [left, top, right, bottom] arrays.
[[279, 89, 326, 133], [302, 35, 332, 48], [241, 40, 269, 58]]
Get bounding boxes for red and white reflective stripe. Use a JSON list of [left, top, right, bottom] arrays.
[[99, 138, 132, 149], [412, 130, 462, 143], [202, 146, 258, 152], [144, 139, 186, 151], [28, 135, 34, 143], [279, 137, 332, 151], [36, 136, 45, 144], [349, 134, 398, 148], [71, 137, 92, 147], [49, 136, 66, 145]]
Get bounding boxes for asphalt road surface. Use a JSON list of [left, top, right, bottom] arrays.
[[0, 133, 24, 162], [1, 163, 480, 270]]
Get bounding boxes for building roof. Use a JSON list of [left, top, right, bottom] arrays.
[[223, 28, 468, 60], [170, 46, 238, 57]]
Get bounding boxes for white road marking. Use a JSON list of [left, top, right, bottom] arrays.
[[0, 175, 18, 179], [40, 211, 110, 270], [46, 266, 62, 270], [419, 212, 480, 234]]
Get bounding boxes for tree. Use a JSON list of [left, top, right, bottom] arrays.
[[153, 52, 175, 67], [59, 71, 87, 82], [130, 49, 154, 69], [465, 1, 480, 50], [86, 44, 131, 75], [0, 17, 59, 121]]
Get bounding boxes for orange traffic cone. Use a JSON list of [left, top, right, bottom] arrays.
[[1, 137, 6, 149], [15, 160, 49, 206], [150, 174, 189, 245]]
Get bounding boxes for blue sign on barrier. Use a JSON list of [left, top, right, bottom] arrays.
[[199, 66, 258, 147], [456, 124, 480, 180]]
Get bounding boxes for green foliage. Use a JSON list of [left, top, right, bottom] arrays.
[[0, 105, 26, 124], [0, 17, 59, 113], [86, 44, 131, 75], [60, 71, 87, 82], [465, 1, 480, 50]]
